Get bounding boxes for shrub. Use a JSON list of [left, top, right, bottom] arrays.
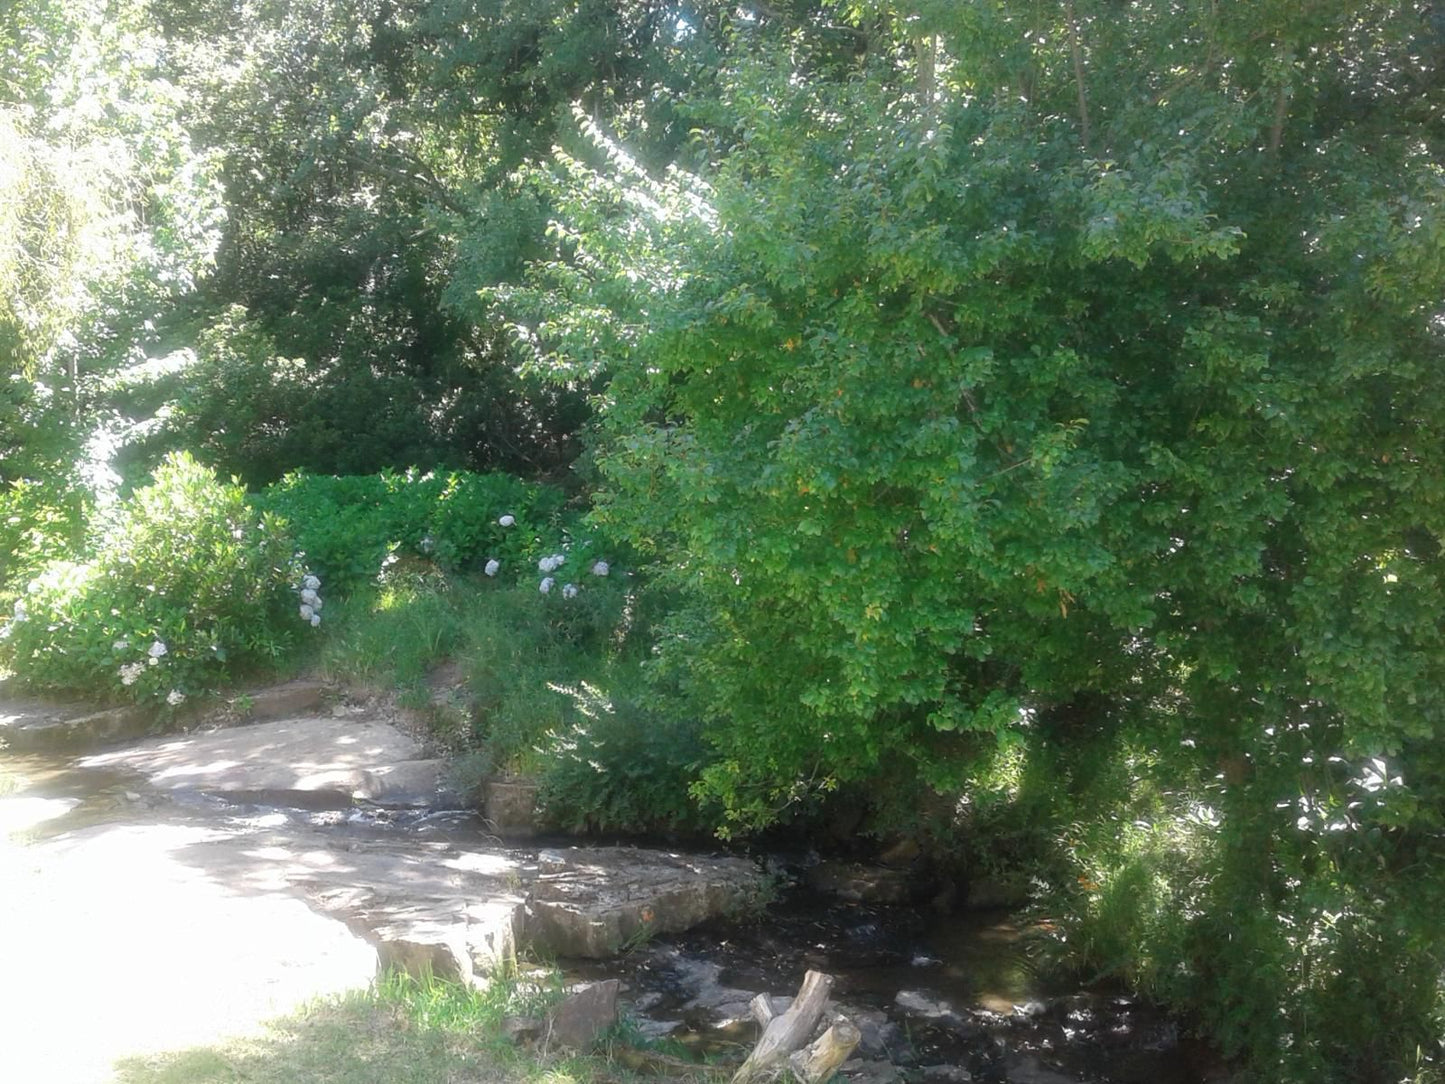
[[251, 469, 569, 595], [0, 452, 311, 704], [536, 689, 709, 837]]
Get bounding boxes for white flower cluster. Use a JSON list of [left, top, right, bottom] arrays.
[[166, 689, 186, 707], [535, 555, 610, 598], [116, 638, 169, 687], [298, 573, 323, 627], [485, 559, 501, 577], [499, 514, 515, 527]]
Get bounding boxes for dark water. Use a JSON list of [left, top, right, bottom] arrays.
[[1, 750, 1215, 1083], [572, 887, 1216, 1084]]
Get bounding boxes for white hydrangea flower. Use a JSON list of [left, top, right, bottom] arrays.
[[310, 613, 322, 627], [301, 588, 319, 604], [310, 597, 322, 611], [485, 559, 500, 577], [119, 662, 145, 686], [499, 514, 515, 527], [113, 638, 130, 651], [148, 640, 168, 659], [166, 690, 186, 706], [539, 577, 555, 594], [591, 560, 609, 577], [303, 574, 321, 590], [562, 583, 579, 599], [538, 556, 556, 573], [300, 604, 315, 620], [148, 656, 159, 667]]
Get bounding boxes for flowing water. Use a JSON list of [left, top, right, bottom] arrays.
[[571, 885, 1216, 1084], [0, 748, 1216, 1083]]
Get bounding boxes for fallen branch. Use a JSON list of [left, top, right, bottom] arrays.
[[732, 970, 835, 1084], [789, 1020, 862, 1084]]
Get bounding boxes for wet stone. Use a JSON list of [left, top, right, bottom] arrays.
[[548, 978, 620, 1049]]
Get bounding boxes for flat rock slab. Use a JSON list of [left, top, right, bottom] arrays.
[[528, 846, 765, 957], [79, 716, 446, 808], [0, 696, 156, 753], [160, 826, 765, 974]]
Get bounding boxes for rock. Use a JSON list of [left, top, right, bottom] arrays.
[[665, 953, 758, 1017], [849, 1007, 902, 1058], [235, 680, 326, 720], [632, 1017, 684, 1040], [374, 910, 475, 983], [484, 779, 540, 838], [466, 897, 524, 973], [358, 758, 453, 807], [167, 827, 760, 978], [807, 859, 916, 903], [895, 990, 960, 1021], [0, 697, 154, 753], [548, 979, 620, 1049], [525, 847, 765, 958], [920, 1067, 973, 1083], [79, 716, 442, 808]]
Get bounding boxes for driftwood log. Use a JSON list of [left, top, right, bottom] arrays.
[[789, 1020, 862, 1084], [731, 970, 860, 1084]]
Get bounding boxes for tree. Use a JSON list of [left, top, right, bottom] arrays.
[[496, 2, 1445, 1077]]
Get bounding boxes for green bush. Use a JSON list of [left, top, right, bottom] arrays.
[[251, 469, 569, 595], [536, 691, 709, 837], [0, 452, 311, 704], [457, 577, 639, 770]]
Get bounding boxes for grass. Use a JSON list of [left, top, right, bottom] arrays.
[[315, 563, 650, 771], [113, 970, 715, 1084]]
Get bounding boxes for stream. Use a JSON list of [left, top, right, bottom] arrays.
[[0, 748, 1216, 1084]]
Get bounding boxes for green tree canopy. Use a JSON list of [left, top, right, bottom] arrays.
[[495, 2, 1445, 1077]]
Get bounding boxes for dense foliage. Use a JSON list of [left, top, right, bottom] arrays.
[[495, 3, 1445, 1079], [2, 1, 1444, 1079], [0, 454, 305, 704]]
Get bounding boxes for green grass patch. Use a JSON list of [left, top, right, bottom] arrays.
[[112, 971, 713, 1084], [315, 561, 712, 836]]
